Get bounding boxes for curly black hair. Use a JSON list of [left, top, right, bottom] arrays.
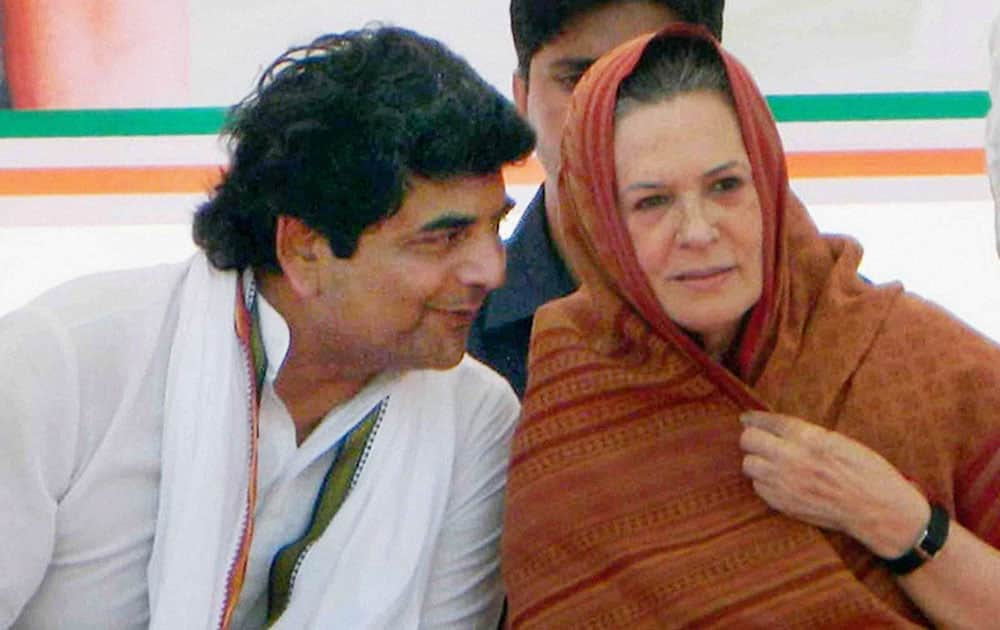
[[193, 25, 535, 271]]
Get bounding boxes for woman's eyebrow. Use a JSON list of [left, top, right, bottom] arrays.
[[704, 160, 740, 177]]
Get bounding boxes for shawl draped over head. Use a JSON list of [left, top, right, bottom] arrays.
[[502, 24, 1000, 628]]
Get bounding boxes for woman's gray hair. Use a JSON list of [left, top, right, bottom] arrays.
[[615, 36, 731, 120]]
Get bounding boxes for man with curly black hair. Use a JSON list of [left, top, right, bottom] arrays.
[[0, 26, 533, 628]]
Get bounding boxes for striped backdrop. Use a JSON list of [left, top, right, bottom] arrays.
[[0, 90, 991, 208], [2, 90, 998, 342]]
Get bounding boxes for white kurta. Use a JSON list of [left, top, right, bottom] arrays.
[[0, 256, 519, 629]]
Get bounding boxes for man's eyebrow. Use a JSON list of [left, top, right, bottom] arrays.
[[418, 213, 477, 232], [418, 198, 515, 232], [550, 57, 594, 74]]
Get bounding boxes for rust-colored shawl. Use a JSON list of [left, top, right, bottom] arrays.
[[502, 24, 1000, 628]]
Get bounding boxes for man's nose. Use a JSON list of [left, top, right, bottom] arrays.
[[457, 233, 506, 291]]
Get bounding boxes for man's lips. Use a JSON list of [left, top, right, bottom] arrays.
[[428, 304, 483, 322]]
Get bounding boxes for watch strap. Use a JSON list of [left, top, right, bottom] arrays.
[[883, 503, 950, 576]]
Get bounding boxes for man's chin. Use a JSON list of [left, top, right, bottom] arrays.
[[408, 343, 467, 372], [426, 351, 466, 371]]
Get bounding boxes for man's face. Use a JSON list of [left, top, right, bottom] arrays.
[[308, 173, 512, 373], [514, 2, 680, 191]]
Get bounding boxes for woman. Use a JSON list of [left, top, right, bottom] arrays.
[[502, 24, 1000, 628]]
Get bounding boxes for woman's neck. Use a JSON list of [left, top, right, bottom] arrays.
[[700, 321, 741, 363]]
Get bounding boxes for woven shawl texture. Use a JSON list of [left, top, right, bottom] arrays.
[[502, 25, 1000, 629]]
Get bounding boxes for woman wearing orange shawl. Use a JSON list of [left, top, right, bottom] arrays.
[[502, 24, 1000, 628]]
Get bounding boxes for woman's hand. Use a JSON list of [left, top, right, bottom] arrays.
[[740, 411, 1000, 628], [738, 410, 928, 559]]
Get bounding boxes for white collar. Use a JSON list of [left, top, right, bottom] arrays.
[[257, 289, 290, 385], [243, 269, 290, 385]]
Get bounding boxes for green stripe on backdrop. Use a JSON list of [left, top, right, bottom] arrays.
[[767, 91, 991, 122], [0, 107, 228, 137], [0, 91, 990, 138]]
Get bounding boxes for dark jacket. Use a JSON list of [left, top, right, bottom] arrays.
[[467, 188, 575, 398]]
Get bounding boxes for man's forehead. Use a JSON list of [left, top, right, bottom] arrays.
[[392, 174, 509, 225]]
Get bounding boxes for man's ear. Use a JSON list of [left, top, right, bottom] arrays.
[[274, 215, 328, 298], [512, 71, 528, 117]]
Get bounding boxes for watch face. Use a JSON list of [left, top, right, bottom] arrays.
[[920, 503, 950, 557]]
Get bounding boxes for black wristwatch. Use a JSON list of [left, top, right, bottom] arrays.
[[882, 503, 950, 576]]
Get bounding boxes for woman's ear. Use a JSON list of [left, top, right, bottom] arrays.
[[274, 215, 328, 298]]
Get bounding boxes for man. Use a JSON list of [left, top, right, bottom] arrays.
[[0, 26, 534, 628], [468, 0, 725, 397]]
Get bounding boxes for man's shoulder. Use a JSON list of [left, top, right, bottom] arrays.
[[1, 260, 193, 365], [406, 355, 519, 431], [413, 355, 520, 452], [417, 355, 518, 403], [17, 260, 191, 328]]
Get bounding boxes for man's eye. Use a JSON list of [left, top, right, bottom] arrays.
[[556, 73, 584, 89], [413, 228, 464, 250]]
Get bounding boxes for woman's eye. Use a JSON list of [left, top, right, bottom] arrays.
[[634, 194, 672, 211], [712, 176, 743, 193]]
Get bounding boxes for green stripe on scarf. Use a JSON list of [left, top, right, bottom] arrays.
[[266, 400, 385, 624]]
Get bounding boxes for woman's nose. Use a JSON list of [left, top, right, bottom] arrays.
[[676, 199, 719, 247]]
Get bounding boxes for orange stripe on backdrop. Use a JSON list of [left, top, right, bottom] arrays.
[[0, 149, 986, 195], [786, 148, 986, 178], [0, 165, 223, 195]]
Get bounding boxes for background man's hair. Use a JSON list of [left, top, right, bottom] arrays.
[[193, 25, 535, 271], [510, 0, 725, 77]]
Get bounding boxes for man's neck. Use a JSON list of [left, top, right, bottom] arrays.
[[256, 270, 375, 444], [542, 177, 570, 264], [274, 366, 367, 445]]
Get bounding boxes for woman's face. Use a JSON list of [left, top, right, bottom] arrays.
[[614, 90, 764, 358]]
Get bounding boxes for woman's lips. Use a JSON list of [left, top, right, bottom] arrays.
[[669, 266, 735, 291]]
